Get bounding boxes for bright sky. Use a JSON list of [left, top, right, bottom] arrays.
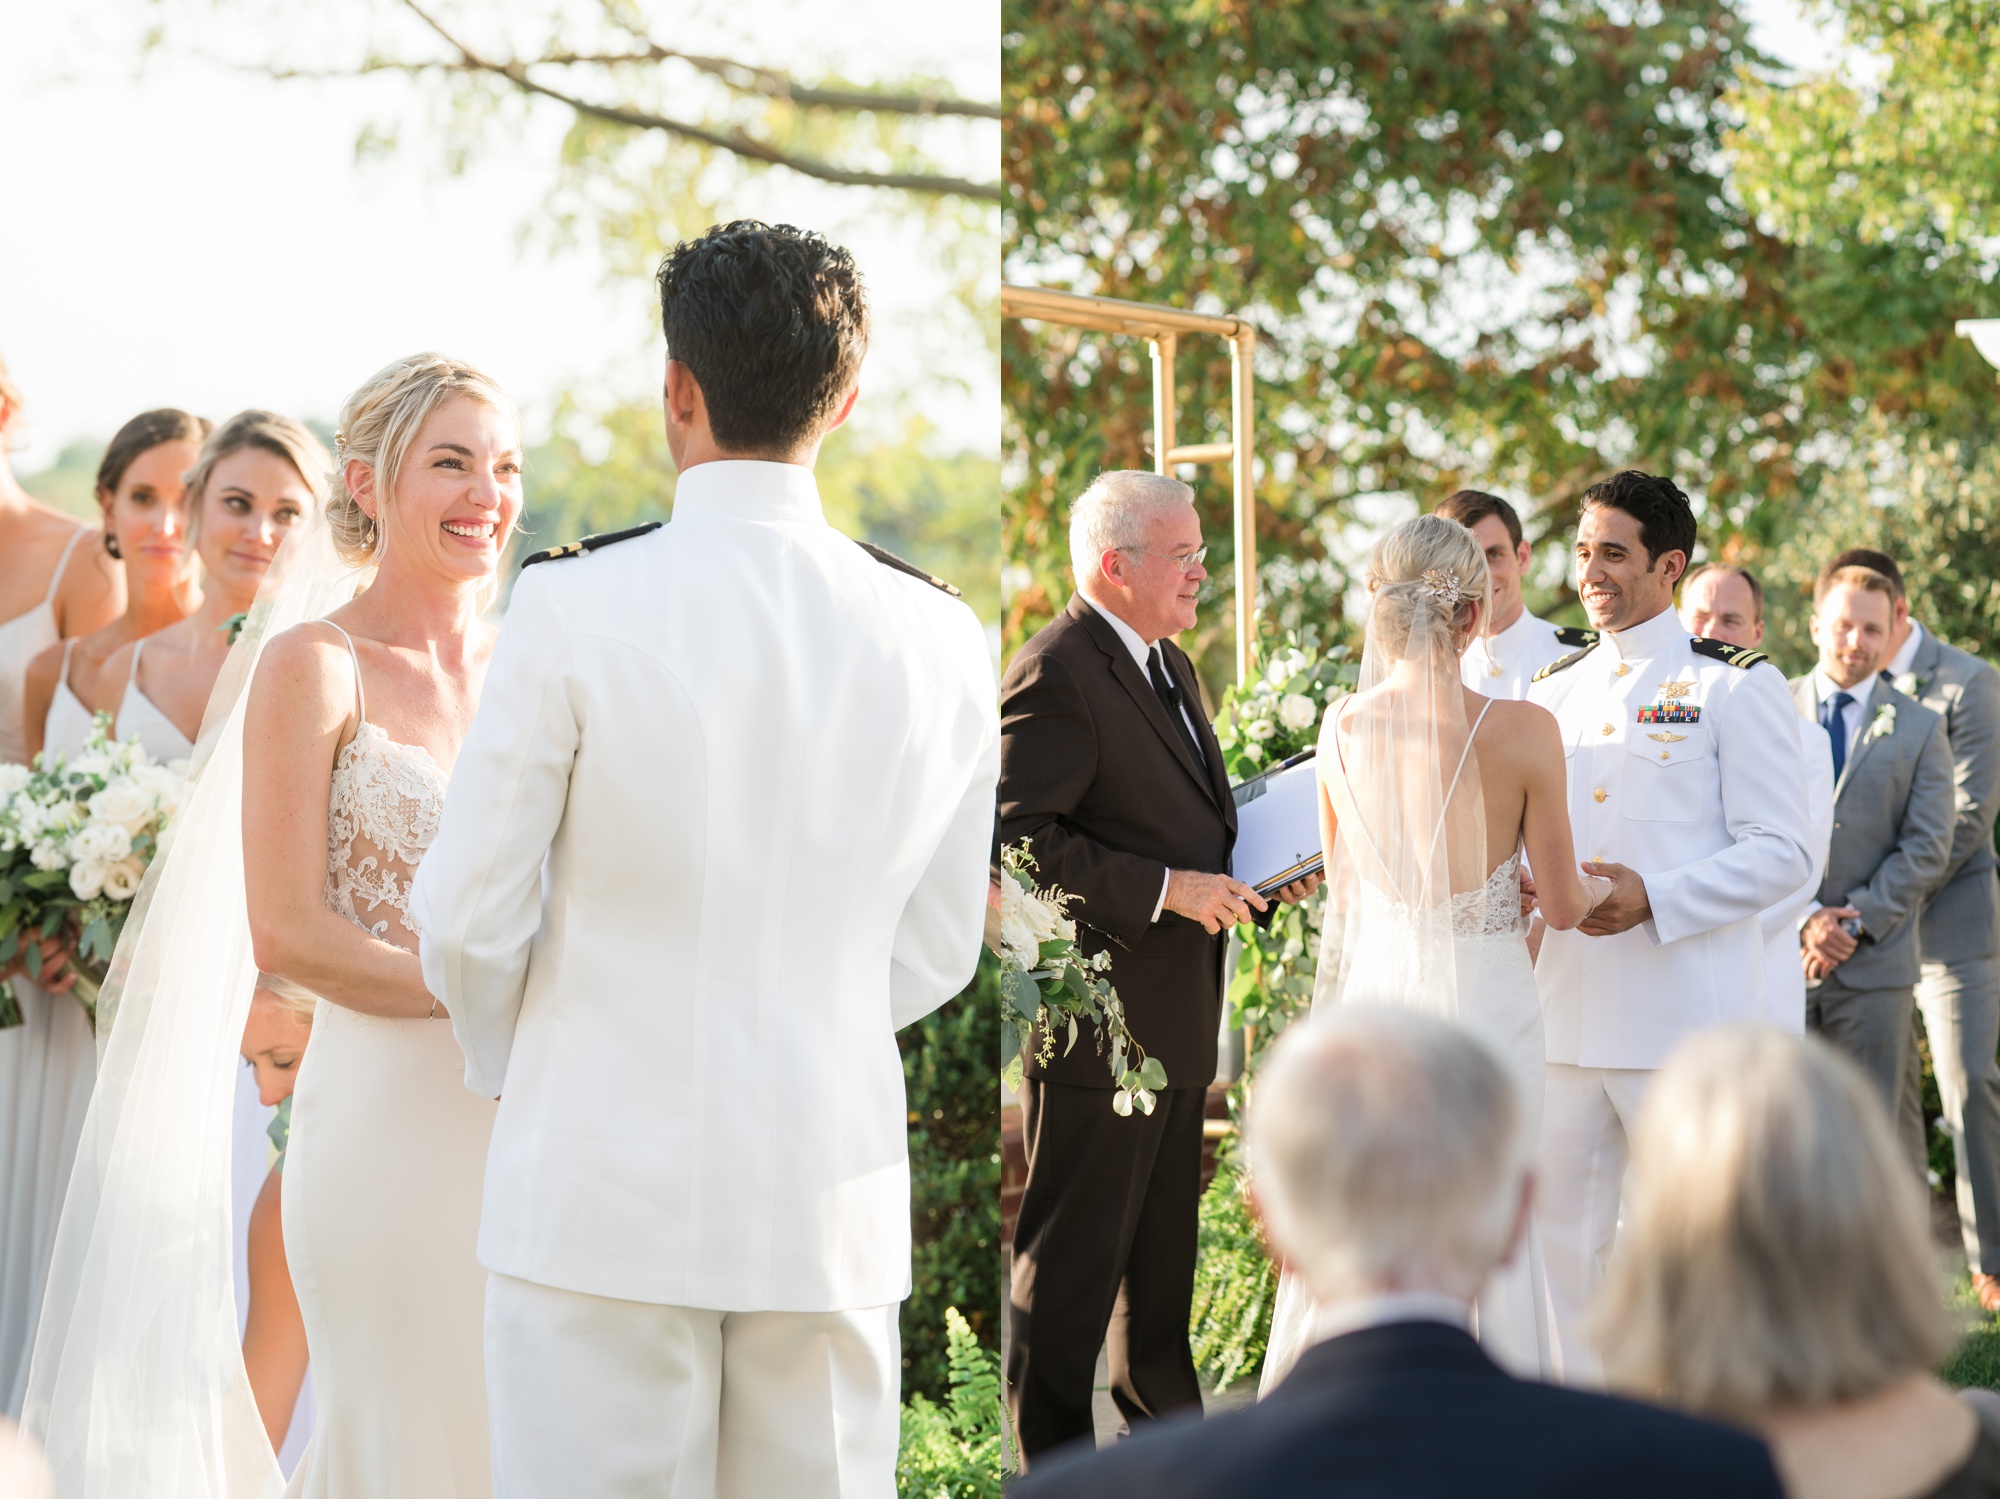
[[0, 0, 997, 472]]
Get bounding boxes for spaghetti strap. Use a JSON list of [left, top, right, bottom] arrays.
[[43, 527, 86, 607], [127, 637, 146, 691], [321, 620, 368, 723], [1440, 698, 1497, 813], [1329, 693, 1499, 902]]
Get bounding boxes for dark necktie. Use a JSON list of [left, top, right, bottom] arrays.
[[1821, 690, 1853, 782], [1148, 644, 1208, 773]]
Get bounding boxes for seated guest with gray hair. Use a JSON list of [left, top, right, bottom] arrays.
[[1597, 1028, 2000, 1499], [1014, 1008, 1784, 1497]]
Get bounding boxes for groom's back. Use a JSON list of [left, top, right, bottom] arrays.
[[467, 465, 995, 1312]]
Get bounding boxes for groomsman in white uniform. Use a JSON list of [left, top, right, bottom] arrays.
[[1436, 489, 1596, 698], [1528, 471, 1811, 1385], [1678, 562, 1834, 1033], [411, 222, 1000, 1498]]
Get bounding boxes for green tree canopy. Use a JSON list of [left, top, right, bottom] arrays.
[[1002, 0, 2000, 686]]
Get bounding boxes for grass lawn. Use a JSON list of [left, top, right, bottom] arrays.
[[1945, 1273, 2000, 1390]]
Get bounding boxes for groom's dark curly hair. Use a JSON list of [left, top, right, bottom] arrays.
[[656, 220, 870, 456], [1581, 469, 1697, 570]]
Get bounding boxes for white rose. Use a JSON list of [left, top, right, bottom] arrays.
[[1247, 718, 1278, 741], [31, 839, 66, 871], [0, 764, 30, 796], [101, 855, 147, 901], [87, 779, 154, 835], [68, 752, 112, 782], [1263, 649, 1306, 687], [1277, 693, 1318, 731], [68, 821, 131, 867], [1019, 888, 1074, 946], [70, 858, 107, 900], [1240, 740, 1264, 763], [999, 902, 1040, 971]]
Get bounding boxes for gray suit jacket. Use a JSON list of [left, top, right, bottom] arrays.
[[1790, 676, 1954, 988], [1896, 628, 2000, 964]]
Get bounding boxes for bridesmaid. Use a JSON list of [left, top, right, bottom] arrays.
[[21, 408, 209, 763], [102, 411, 328, 762], [0, 370, 170, 1418]]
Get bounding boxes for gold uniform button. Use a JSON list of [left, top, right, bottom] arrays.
[[1593, 788, 1607, 803], [1615, 663, 1630, 676], [1660, 750, 1670, 760], [1601, 723, 1614, 735], [1490, 665, 1502, 678]]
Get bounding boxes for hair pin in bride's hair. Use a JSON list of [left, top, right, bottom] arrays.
[[1421, 568, 1465, 609]]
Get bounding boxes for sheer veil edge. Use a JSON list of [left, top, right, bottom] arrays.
[[24, 511, 364, 1497]]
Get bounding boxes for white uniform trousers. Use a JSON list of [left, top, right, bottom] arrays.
[[486, 1273, 900, 1499], [1535, 1063, 1655, 1387]]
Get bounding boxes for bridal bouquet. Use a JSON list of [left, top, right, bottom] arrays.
[[998, 841, 1167, 1115], [0, 716, 188, 1027]]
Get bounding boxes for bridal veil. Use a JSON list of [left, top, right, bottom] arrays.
[[1260, 514, 1494, 1391], [24, 513, 362, 1496]]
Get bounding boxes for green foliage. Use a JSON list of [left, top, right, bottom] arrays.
[[900, 950, 1001, 1403], [17, 438, 106, 522], [1001, 0, 2000, 695], [895, 1306, 1009, 1499], [1188, 1144, 1276, 1393], [519, 400, 998, 624], [1944, 1271, 2000, 1392], [1732, 0, 2000, 256]]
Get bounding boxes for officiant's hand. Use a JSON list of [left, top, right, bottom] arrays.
[[1576, 861, 1652, 936], [1166, 870, 1268, 934], [1273, 872, 1322, 905]]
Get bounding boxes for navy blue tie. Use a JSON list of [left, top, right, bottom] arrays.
[[1821, 690, 1853, 781]]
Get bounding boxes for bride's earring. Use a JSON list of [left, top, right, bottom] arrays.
[[103, 532, 122, 560]]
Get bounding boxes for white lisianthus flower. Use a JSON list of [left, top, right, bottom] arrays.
[[102, 855, 148, 901], [68, 752, 112, 782], [1247, 717, 1278, 741], [70, 859, 108, 900], [69, 821, 132, 867], [1263, 649, 1306, 687], [1240, 740, 1264, 763], [0, 763, 30, 796], [1277, 693, 1318, 731], [87, 779, 154, 835], [31, 839, 67, 872]]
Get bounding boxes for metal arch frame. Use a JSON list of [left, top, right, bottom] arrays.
[[1002, 283, 1260, 684]]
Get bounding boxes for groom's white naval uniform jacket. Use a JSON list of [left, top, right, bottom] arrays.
[[1527, 605, 1811, 1382], [411, 461, 999, 1317]]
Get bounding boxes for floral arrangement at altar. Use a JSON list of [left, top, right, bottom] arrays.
[[997, 841, 1167, 1115], [0, 715, 188, 1027]]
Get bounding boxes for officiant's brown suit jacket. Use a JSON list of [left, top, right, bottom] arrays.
[[1000, 594, 1237, 1089]]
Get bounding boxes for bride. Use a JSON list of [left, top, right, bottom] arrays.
[[1260, 513, 1607, 1391], [24, 354, 518, 1497]]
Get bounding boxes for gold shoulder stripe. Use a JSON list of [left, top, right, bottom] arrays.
[[1533, 645, 1594, 683], [520, 521, 663, 569], [1689, 635, 1770, 670], [857, 539, 962, 598]]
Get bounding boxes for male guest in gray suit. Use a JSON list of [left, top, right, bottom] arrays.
[[1791, 561, 1955, 1109], [1830, 550, 2000, 1309]]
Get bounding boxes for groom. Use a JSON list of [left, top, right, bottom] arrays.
[[411, 222, 1000, 1497]]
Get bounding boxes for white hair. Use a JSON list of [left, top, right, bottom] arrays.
[[1247, 1007, 1525, 1303], [1067, 470, 1196, 591]]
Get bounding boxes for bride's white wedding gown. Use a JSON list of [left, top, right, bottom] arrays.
[[282, 624, 496, 1497], [1261, 699, 1552, 1390]]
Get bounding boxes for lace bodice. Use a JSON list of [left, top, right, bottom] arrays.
[[1353, 850, 1529, 940], [320, 626, 448, 949]]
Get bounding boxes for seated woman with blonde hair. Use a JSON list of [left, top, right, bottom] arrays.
[[1597, 1028, 2000, 1499]]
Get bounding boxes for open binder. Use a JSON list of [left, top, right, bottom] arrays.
[[1230, 749, 1323, 897]]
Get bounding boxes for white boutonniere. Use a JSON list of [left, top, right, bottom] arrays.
[[1864, 703, 1897, 744], [1894, 672, 1926, 696]]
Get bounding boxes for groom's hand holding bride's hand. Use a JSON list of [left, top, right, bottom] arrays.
[[1165, 870, 1269, 934], [1575, 860, 1652, 936]]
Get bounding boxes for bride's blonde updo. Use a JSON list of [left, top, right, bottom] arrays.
[[1364, 513, 1491, 659], [327, 353, 515, 566]]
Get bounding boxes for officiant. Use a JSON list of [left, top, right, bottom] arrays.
[[1000, 470, 1317, 1463]]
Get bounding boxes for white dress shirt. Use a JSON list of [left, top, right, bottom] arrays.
[[1810, 666, 1878, 767], [411, 460, 1000, 1312], [1887, 621, 1926, 682], [1086, 597, 1200, 922], [1460, 608, 1568, 700], [1311, 1290, 1470, 1346]]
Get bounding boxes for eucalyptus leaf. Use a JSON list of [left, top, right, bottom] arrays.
[[1137, 1056, 1168, 1090]]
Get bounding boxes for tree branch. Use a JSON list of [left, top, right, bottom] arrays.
[[389, 0, 1000, 200]]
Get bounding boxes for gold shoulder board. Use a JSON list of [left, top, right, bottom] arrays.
[[1689, 635, 1769, 670], [1533, 645, 1595, 683], [519, 520, 663, 569], [858, 539, 962, 598]]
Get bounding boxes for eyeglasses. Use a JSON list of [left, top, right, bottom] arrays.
[[1118, 545, 1208, 572]]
